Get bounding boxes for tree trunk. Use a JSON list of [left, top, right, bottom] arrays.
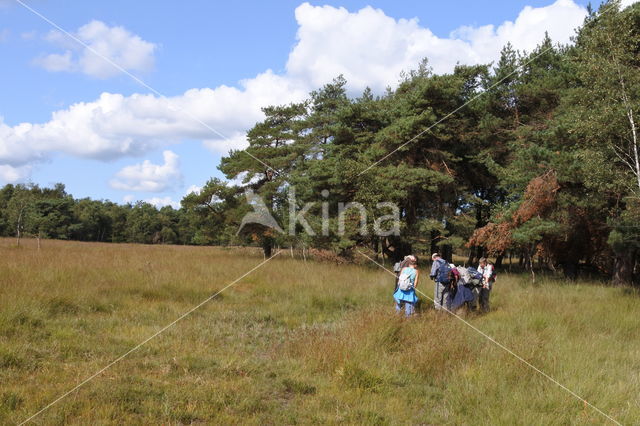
[[441, 244, 452, 263], [467, 203, 484, 266], [16, 206, 24, 247], [495, 252, 505, 268], [262, 237, 273, 258], [383, 237, 411, 263], [563, 262, 579, 281], [430, 230, 438, 256], [525, 249, 535, 283], [612, 249, 636, 286], [467, 246, 477, 267]]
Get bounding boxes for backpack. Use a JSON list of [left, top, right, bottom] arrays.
[[436, 261, 452, 284], [467, 267, 483, 281], [397, 268, 414, 291]]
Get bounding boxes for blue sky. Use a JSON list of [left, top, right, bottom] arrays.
[[0, 0, 629, 207]]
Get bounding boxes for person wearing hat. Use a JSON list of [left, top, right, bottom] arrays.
[[393, 255, 417, 292], [430, 253, 452, 311], [393, 256, 419, 316]]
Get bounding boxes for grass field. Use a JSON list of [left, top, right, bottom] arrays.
[[1, 238, 638, 424]]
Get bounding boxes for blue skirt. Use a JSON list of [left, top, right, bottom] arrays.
[[393, 287, 418, 304]]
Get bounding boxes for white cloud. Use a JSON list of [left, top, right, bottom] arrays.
[[121, 194, 180, 209], [36, 50, 74, 72], [202, 132, 250, 155], [224, 170, 262, 187], [1, 1, 603, 184], [0, 29, 9, 43], [185, 184, 202, 195], [144, 196, 180, 209], [21, 31, 36, 40], [110, 150, 182, 192], [122, 194, 180, 209], [34, 20, 156, 79], [0, 69, 307, 172], [287, 0, 587, 91], [0, 164, 31, 183]]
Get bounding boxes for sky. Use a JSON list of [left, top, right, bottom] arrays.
[[0, 0, 637, 208]]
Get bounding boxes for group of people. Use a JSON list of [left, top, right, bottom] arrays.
[[392, 253, 496, 317]]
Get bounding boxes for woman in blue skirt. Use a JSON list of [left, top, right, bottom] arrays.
[[393, 257, 419, 316]]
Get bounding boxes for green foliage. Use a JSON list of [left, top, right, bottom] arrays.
[[0, 183, 192, 245], [1, 2, 638, 282]]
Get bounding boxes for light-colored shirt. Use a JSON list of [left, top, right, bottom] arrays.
[[394, 267, 419, 303], [478, 263, 494, 288], [430, 257, 446, 278]]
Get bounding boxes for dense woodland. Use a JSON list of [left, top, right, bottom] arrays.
[[1, 2, 638, 284]]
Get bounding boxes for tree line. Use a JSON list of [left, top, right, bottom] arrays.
[[0, 183, 211, 246], [1, 2, 638, 285]]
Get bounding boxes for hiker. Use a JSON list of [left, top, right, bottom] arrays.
[[450, 265, 480, 311], [393, 255, 417, 292], [463, 266, 483, 310], [393, 257, 419, 316], [477, 257, 496, 312], [430, 253, 453, 311], [450, 263, 460, 286]]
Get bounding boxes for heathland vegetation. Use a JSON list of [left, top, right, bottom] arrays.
[[1, 239, 638, 424], [0, 2, 639, 286]]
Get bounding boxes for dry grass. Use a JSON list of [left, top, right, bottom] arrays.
[[0, 238, 638, 424]]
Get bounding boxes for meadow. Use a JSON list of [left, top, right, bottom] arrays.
[[0, 238, 638, 425]]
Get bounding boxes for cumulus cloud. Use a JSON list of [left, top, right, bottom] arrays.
[[0, 69, 306, 171], [144, 196, 180, 209], [121, 194, 180, 208], [110, 150, 182, 192], [0, 164, 32, 183], [286, 0, 587, 90], [185, 184, 202, 195], [36, 50, 74, 72], [1, 0, 609, 184], [34, 20, 156, 78]]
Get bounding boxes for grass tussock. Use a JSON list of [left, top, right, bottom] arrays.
[[0, 238, 638, 424]]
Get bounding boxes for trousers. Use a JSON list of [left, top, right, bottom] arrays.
[[434, 281, 452, 311]]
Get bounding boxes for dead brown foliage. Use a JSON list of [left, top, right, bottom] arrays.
[[469, 170, 560, 254]]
